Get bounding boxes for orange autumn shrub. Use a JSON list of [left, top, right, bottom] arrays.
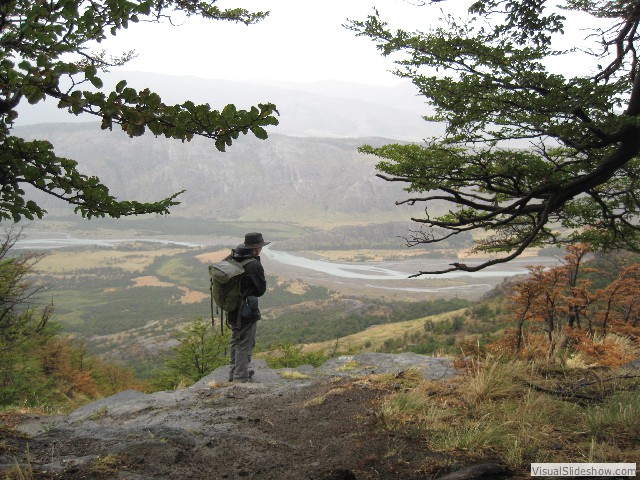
[[497, 245, 640, 365]]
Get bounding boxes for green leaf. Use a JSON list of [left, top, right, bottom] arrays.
[[89, 76, 103, 88], [115, 80, 127, 93], [250, 126, 268, 140]]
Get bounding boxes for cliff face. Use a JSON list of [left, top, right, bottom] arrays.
[[17, 124, 432, 222]]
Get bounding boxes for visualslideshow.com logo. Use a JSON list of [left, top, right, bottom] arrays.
[[531, 463, 636, 477]]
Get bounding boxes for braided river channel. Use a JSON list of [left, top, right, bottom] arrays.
[[15, 234, 561, 299]]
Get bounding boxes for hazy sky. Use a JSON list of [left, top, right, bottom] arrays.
[[101, 0, 603, 87], [103, 0, 438, 86]]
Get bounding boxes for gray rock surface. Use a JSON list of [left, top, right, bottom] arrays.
[[8, 353, 457, 479], [17, 354, 455, 438]]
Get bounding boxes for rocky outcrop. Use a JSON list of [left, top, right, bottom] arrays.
[[8, 353, 456, 479]]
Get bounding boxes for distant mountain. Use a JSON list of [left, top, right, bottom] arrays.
[[16, 72, 442, 140], [14, 74, 450, 224], [16, 123, 436, 223]]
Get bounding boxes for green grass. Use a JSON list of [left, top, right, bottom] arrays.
[[86, 454, 125, 475], [434, 420, 507, 451], [154, 257, 192, 280], [260, 342, 327, 369], [150, 252, 208, 290], [585, 391, 640, 442]]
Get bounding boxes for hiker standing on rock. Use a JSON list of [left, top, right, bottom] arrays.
[[227, 232, 268, 383]]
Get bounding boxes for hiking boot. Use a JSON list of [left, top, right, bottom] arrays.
[[230, 370, 254, 383]]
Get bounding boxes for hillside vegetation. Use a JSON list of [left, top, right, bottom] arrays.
[[0, 233, 142, 413], [259, 297, 473, 349], [290, 304, 491, 356]]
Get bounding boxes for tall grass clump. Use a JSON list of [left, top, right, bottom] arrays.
[[432, 418, 506, 451], [465, 355, 529, 402]]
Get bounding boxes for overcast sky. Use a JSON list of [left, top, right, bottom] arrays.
[[103, 0, 440, 86], [100, 0, 605, 88]]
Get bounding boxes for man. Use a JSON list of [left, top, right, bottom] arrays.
[[228, 232, 269, 383]]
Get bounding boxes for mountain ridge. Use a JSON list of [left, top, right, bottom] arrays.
[[16, 123, 434, 223]]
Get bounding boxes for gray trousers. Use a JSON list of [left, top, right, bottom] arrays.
[[229, 321, 257, 382]]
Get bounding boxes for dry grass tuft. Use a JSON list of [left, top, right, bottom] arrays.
[[278, 371, 310, 380], [464, 355, 529, 402], [303, 386, 349, 408], [87, 454, 126, 474]]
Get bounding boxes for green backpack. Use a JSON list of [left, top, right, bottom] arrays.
[[209, 257, 256, 333]]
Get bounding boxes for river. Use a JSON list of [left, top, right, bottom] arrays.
[[262, 248, 546, 280], [261, 247, 559, 297], [13, 236, 203, 249], [14, 234, 560, 298]]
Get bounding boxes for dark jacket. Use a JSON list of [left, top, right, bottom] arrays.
[[227, 249, 266, 326]]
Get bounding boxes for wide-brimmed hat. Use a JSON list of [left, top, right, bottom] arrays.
[[243, 232, 270, 248]]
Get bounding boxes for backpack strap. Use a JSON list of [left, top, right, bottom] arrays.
[[237, 257, 257, 297], [233, 257, 257, 328], [210, 276, 225, 335]]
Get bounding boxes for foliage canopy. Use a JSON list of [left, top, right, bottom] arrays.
[[350, 0, 640, 274], [0, 0, 278, 221]]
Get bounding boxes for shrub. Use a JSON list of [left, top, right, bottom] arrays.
[[261, 342, 327, 369]]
